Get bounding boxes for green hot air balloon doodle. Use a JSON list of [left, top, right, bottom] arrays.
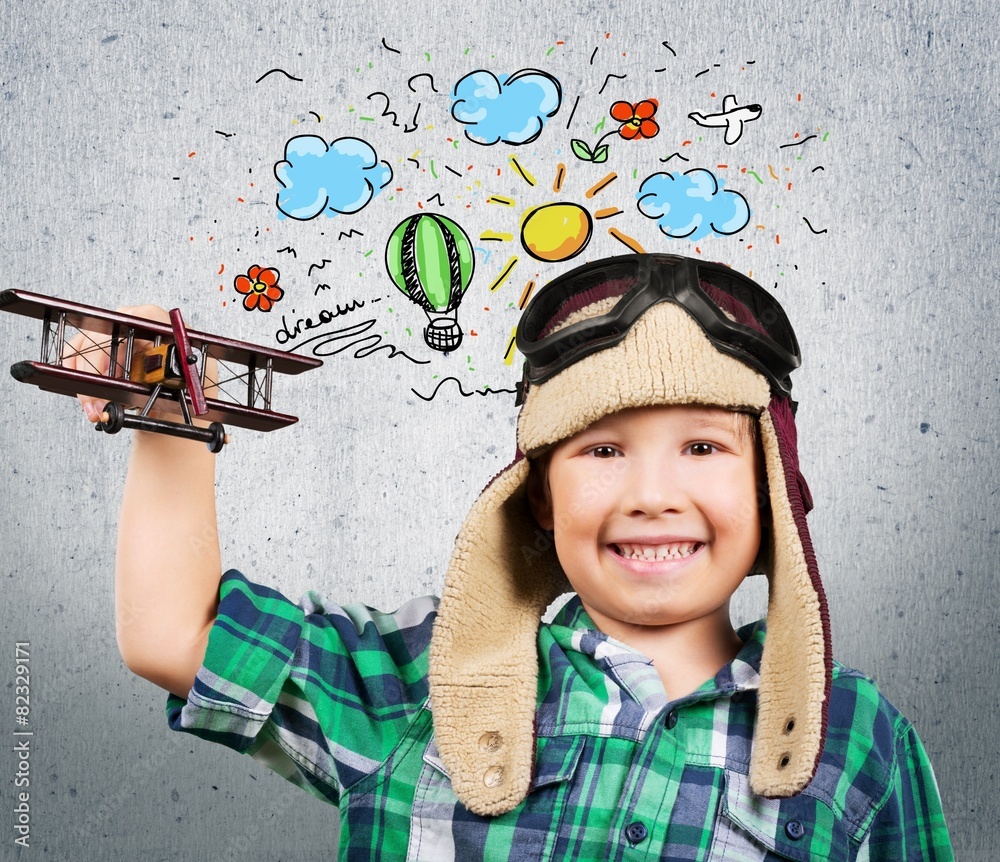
[[385, 213, 475, 352]]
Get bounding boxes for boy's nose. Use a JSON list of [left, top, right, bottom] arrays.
[[619, 462, 688, 517]]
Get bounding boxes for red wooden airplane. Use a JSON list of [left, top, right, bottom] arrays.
[[1, 290, 322, 452]]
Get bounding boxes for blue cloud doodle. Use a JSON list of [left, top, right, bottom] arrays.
[[274, 135, 393, 221], [636, 169, 751, 240], [450, 69, 562, 146]]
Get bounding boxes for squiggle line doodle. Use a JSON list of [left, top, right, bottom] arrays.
[[661, 41, 677, 56], [286, 318, 431, 365], [366, 91, 400, 127], [256, 68, 302, 83], [277, 246, 297, 257], [215, 130, 235, 138], [308, 259, 332, 276], [404, 103, 421, 133], [803, 217, 827, 234], [779, 134, 817, 149], [338, 229, 364, 240], [598, 73, 627, 95], [407, 73, 439, 93], [426, 192, 444, 206], [412, 377, 516, 401]]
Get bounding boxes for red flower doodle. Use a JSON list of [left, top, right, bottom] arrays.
[[234, 265, 284, 313], [571, 98, 661, 163], [610, 99, 659, 139]]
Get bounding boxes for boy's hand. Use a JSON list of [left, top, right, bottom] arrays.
[[63, 304, 171, 423], [62, 304, 217, 425]]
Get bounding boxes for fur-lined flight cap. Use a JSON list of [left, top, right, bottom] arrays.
[[429, 253, 830, 816]]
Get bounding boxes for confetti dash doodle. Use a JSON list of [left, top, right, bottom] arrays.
[[412, 377, 516, 401], [589, 47, 598, 65], [338, 229, 364, 240], [275, 136, 392, 220], [803, 217, 828, 235], [445, 165, 463, 178], [255, 68, 303, 84], [277, 246, 297, 257], [385, 213, 475, 352], [309, 111, 322, 123], [637, 169, 751, 240], [597, 73, 628, 95], [234, 265, 284, 313], [520, 203, 593, 262], [779, 134, 817, 149], [381, 37, 401, 54], [688, 94, 762, 145], [661, 41, 677, 57], [451, 69, 562, 146], [572, 100, 659, 164]]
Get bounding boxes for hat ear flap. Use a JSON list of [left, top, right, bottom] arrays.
[[750, 400, 831, 797], [429, 456, 569, 816]]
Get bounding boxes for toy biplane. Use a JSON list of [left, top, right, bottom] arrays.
[[0, 290, 322, 452]]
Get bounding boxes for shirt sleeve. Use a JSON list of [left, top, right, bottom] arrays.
[[164, 568, 438, 806], [862, 718, 955, 861]]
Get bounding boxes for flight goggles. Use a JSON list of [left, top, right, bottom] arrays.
[[514, 253, 801, 406]]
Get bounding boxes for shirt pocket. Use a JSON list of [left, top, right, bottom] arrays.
[[406, 734, 585, 862], [708, 769, 853, 862]]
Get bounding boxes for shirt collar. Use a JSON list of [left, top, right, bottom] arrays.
[[548, 594, 765, 708]]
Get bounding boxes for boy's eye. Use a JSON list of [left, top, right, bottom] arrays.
[[688, 442, 718, 456], [589, 445, 620, 458]]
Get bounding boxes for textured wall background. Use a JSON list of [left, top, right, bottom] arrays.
[[1, 0, 995, 858]]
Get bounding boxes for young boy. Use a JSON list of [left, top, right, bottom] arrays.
[[78, 253, 953, 859]]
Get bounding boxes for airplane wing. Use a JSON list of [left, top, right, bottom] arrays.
[[1, 289, 322, 433], [722, 94, 737, 112]]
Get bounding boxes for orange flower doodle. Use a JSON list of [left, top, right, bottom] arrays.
[[234, 265, 284, 313]]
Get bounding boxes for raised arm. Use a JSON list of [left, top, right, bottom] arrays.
[[67, 305, 222, 699]]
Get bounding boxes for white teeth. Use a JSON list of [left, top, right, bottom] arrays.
[[615, 542, 700, 560]]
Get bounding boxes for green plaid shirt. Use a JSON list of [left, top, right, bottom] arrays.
[[166, 569, 953, 861]]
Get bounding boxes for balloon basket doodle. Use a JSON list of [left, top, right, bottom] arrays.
[[424, 314, 463, 352]]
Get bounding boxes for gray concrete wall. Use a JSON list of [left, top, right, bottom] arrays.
[[1, 0, 994, 858]]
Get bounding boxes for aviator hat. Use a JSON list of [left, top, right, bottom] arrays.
[[429, 253, 830, 816]]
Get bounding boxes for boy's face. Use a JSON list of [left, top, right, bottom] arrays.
[[526, 404, 763, 641]]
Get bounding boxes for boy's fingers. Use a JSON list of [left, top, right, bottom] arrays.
[[63, 305, 170, 423]]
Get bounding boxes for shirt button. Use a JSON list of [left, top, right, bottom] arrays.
[[625, 821, 648, 844], [483, 765, 504, 787], [666, 709, 679, 729], [478, 731, 504, 752], [785, 819, 805, 840]]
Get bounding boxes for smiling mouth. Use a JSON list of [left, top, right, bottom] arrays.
[[610, 542, 705, 561]]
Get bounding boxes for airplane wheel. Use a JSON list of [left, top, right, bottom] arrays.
[[98, 401, 124, 434], [206, 422, 227, 453]]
